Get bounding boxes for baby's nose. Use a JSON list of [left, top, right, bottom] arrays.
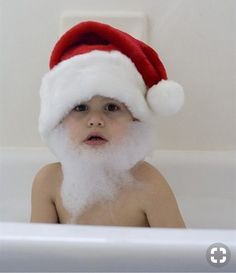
[[87, 115, 105, 127]]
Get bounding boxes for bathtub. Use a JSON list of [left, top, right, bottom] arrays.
[[0, 148, 235, 271]]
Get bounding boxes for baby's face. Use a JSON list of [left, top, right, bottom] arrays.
[[61, 95, 137, 147]]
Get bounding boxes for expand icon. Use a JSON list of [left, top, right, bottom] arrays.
[[206, 242, 231, 267]]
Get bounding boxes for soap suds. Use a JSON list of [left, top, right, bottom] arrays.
[[46, 117, 157, 222]]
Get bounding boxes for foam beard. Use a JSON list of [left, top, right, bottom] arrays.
[[46, 117, 157, 223]]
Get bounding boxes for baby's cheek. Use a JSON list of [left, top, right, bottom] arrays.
[[64, 124, 82, 145], [111, 124, 129, 142]]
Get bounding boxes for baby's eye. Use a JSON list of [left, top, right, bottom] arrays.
[[73, 104, 88, 112], [104, 103, 120, 112]]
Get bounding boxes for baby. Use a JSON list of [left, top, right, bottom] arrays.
[[30, 21, 185, 228]]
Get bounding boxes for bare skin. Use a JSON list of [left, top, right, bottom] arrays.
[[31, 95, 186, 227], [30, 160, 186, 228]]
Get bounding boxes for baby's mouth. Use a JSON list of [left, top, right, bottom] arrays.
[[84, 134, 108, 146]]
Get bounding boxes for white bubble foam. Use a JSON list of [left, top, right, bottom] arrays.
[[46, 117, 157, 222]]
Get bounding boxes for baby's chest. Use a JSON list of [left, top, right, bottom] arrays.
[[55, 189, 150, 227], [73, 199, 149, 227]]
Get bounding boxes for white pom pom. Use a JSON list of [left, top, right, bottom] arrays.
[[147, 80, 184, 116]]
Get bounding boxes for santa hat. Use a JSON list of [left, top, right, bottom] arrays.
[[39, 21, 184, 141]]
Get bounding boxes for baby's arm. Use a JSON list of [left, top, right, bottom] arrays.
[[30, 164, 59, 223], [141, 162, 186, 228]]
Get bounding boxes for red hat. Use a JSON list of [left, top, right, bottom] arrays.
[[39, 21, 184, 140]]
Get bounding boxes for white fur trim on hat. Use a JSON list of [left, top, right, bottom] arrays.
[[39, 50, 152, 142], [147, 80, 184, 116]]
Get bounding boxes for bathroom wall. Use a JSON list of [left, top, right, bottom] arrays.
[[0, 0, 235, 150]]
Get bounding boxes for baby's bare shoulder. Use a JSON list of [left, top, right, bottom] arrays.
[[132, 161, 186, 228], [32, 162, 62, 198], [31, 162, 62, 223], [132, 160, 167, 187], [132, 161, 176, 205], [35, 162, 62, 181]]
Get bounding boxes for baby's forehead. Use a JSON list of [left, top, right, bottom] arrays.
[[87, 95, 123, 104]]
